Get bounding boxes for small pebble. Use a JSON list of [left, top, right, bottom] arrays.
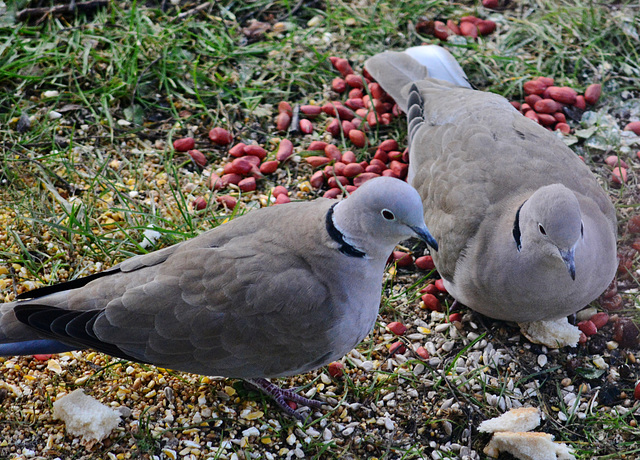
[[307, 15, 323, 27], [360, 360, 374, 372], [342, 427, 354, 436], [593, 356, 608, 369], [442, 341, 455, 352], [576, 306, 598, 321], [383, 417, 395, 430], [242, 427, 260, 437]]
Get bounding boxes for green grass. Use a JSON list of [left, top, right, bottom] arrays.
[[1, 1, 640, 459]]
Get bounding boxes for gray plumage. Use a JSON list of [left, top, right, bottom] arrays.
[[365, 46, 617, 323], [0, 177, 436, 382]]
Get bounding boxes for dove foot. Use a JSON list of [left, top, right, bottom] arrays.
[[246, 378, 323, 421]]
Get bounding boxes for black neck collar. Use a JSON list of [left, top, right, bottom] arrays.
[[513, 200, 526, 251], [326, 203, 366, 258]]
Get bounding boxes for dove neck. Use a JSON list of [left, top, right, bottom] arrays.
[[326, 203, 366, 258]]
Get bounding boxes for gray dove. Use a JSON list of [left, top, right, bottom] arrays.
[[0, 176, 437, 419], [365, 46, 617, 323]]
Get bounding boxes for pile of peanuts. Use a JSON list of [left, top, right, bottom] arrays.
[[578, 307, 639, 350], [286, 57, 409, 198], [577, 312, 609, 340], [172, 54, 416, 211], [511, 77, 602, 134], [299, 56, 413, 198], [418, 15, 497, 41], [306, 138, 408, 198], [512, 77, 640, 185], [173, 128, 284, 211]]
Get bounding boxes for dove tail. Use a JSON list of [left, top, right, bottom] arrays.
[[403, 45, 471, 88], [365, 51, 428, 111], [0, 339, 78, 356], [365, 45, 470, 112]]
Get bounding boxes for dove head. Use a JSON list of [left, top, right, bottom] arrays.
[[331, 177, 437, 259], [516, 184, 582, 280]]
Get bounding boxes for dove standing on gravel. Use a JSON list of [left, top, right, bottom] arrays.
[[365, 46, 617, 325], [0, 177, 437, 419]]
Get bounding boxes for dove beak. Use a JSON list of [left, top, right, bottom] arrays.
[[560, 246, 576, 280], [410, 225, 438, 252]]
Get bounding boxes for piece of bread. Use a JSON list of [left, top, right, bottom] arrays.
[[479, 407, 541, 433], [53, 389, 121, 442], [484, 431, 576, 460], [519, 317, 581, 348]]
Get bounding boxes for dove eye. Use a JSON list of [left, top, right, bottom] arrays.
[[381, 209, 396, 221], [538, 224, 546, 235]]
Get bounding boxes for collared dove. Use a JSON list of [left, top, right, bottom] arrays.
[[365, 46, 617, 323], [0, 177, 437, 419]]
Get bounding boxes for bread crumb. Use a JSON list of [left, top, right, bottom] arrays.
[[484, 431, 575, 460], [519, 317, 581, 348], [479, 407, 541, 433], [53, 389, 121, 442]]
